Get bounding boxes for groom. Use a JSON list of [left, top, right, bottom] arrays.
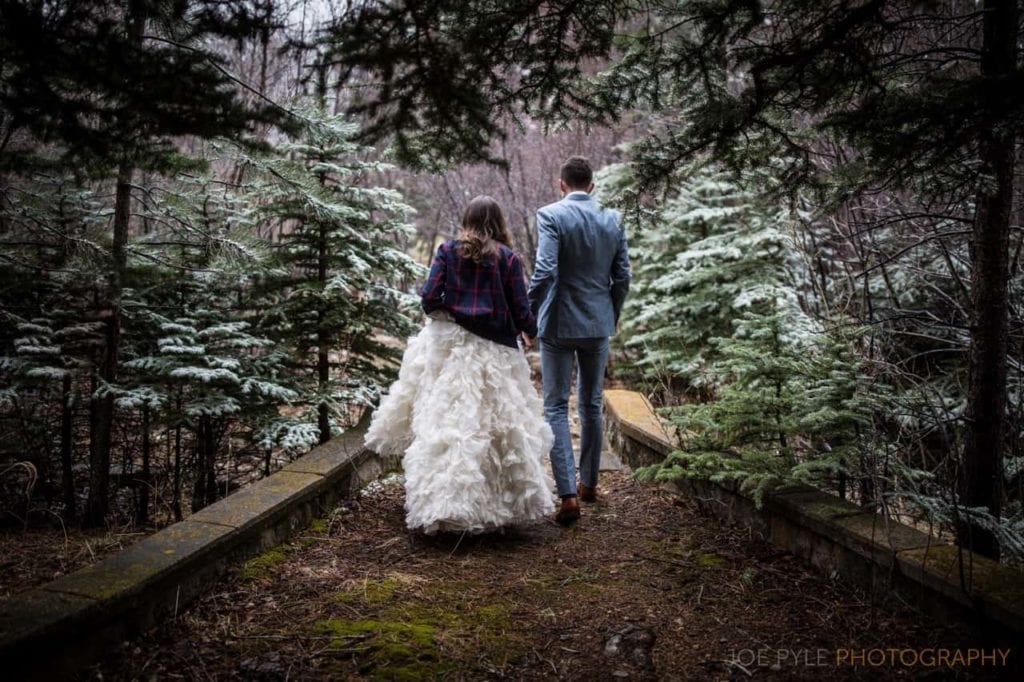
[[526, 156, 631, 526]]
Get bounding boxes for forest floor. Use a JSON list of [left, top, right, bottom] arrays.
[[88, 470, 1009, 681], [0, 524, 140, 599], [1, 440, 304, 598]]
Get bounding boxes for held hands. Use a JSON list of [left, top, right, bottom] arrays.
[[520, 332, 535, 350]]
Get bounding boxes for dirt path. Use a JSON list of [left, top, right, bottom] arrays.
[[90, 470, 1002, 681]]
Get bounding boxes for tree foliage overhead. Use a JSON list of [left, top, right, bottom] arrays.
[[323, 0, 634, 166], [325, 0, 1023, 196], [0, 0, 290, 174]]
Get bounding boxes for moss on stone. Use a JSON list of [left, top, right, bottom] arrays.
[[899, 545, 1024, 607], [308, 518, 330, 535], [695, 552, 725, 568], [644, 537, 729, 570], [793, 498, 863, 522], [647, 536, 697, 560], [240, 546, 290, 581], [294, 517, 334, 548], [324, 574, 528, 675], [315, 618, 448, 680]]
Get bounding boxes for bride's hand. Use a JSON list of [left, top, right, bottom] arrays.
[[520, 333, 534, 350]]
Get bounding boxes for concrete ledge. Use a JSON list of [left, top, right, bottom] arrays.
[[603, 389, 673, 466], [604, 390, 1024, 639], [0, 412, 387, 680]]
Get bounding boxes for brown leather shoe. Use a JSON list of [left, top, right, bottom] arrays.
[[555, 496, 580, 527], [579, 484, 598, 503]]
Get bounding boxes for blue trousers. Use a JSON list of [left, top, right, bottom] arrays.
[[540, 336, 610, 498]]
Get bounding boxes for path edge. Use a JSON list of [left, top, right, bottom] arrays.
[[603, 389, 1024, 640]]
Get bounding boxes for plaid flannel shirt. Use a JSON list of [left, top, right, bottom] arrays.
[[420, 240, 537, 348]]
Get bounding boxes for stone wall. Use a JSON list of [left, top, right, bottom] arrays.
[[0, 414, 391, 680], [603, 389, 1024, 639]]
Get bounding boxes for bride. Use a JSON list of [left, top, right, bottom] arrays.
[[365, 195, 555, 534]]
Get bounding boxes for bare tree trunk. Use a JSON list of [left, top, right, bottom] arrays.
[[136, 403, 150, 525], [172, 420, 182, 521], [192, 422, 206, 513], [83, 168, 131, 527], [60, 374, 75, 519], [83, 2, 144, 528], [316, 61, 332, 445], [192, 416, 219, 511], [317, 219, 331, 444], [957, 0, 1017, 560], [855, 423, 874, 508]]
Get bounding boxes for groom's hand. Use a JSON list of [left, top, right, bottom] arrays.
[[521, 333, 535, 350]]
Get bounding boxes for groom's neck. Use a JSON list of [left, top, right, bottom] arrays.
[[559, 181, 594, 197]]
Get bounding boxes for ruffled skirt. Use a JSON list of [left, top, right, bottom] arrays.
[[365, 317, 555, 534]]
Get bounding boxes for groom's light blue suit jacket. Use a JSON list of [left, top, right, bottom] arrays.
[[528, 192, 631, 339]]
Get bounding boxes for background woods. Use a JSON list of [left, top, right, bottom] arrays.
[[0, 0, 425, 532], [2, 0, 1023, 575], [322, 0, 1024, 562]]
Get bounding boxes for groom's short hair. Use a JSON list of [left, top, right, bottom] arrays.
[[561, 156, 593, 189]]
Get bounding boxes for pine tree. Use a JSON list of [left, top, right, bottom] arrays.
[[795, 330, 888, 505], [113, 170, 291, 515], [639, 303, 810, 502], [639, 306, 886, 509], [0, 174, 109, 519], [601, 159, 800, 393], [124, 312, 295, 512], [242, 107, 424, 444], [321, 0, 627, 167]]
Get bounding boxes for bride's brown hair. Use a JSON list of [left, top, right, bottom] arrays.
[[458, 195, 513, 263]]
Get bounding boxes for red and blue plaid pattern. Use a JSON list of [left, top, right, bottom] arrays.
[[421, 240, 537, 348]]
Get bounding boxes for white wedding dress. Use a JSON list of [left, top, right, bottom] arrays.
[[365, 315, 555, 534]]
